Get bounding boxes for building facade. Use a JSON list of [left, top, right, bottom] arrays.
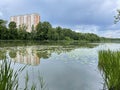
[[10, 13, 40, 32]]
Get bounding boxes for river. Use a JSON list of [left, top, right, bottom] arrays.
[[0, 42, 120, 90]]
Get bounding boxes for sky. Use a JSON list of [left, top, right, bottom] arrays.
[[0, 0, 120, 38]]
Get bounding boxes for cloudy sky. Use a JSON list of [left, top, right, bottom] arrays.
[[0, 0, 120, 38]]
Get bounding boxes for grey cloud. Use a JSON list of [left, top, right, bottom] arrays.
[[0, 0, 120, 38], [1, 0, 117, 26], [35, 0, 116, 26]]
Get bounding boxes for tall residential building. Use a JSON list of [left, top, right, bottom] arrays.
[[10, 13, 40, 32]]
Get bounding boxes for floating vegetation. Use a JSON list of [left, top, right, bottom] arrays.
[[9, 50, 17, 58], [0, 49, 6, 60], [98, 50, 120, 90]]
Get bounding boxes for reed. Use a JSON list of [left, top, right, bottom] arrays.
[[98, 50, 120, 90], [0, 59, 47, 90], [0, 59, 23, 90]]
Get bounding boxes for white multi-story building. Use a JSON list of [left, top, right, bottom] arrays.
[[10, 13, 40, 32]]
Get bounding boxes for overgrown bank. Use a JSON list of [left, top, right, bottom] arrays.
[[0, 19, 100, 42]]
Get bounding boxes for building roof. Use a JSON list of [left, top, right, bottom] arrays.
[[10, 13, 40, 17]]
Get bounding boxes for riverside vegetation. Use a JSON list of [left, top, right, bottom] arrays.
[[98, 50, 120, 90], [0, 9, 120, 90], [0, 58, 47, 90], [0, 19, 100, 42]]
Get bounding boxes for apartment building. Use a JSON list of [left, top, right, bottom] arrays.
[[10, 13, 40, 32]]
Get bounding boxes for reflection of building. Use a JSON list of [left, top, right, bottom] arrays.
[[12, 47, 40, 65], [10, 13, 40, 32]]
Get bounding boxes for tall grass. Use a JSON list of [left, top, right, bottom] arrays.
[[0, 59, 47, 90], [0, 59, 24, 90], [98, 50, 120, 90]]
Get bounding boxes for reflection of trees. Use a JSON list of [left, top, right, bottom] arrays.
[[37, 51, 51, 59], [9, 51, 17, 58], [0, 44, 98, 65], [0, 50, 6, 60], [36, 46, 75, 59], [19, 48, 28, 56]]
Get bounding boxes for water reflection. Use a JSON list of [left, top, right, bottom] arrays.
[[0, 43, 105, 90], [0, 44, 95, 65], [11, 47, 40, 65], [0, 49, 6, 60]]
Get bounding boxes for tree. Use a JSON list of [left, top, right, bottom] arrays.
[[0, 19, 101, 41], [56, 26, 64, 40], [36, 21, 52, 40], [17, 24, 28, 40], [114, 9, 120, 24], [8, 21, 17, 30], [8, 22, 18, 40], [0, 26, 8, 39], [31, 29, 36, 40], [42, 22, 52, 40], [0, 19, 7, 27], [0, 19, 8, 39], [47, 28, 59, 40], [36, 22, 44, 40]]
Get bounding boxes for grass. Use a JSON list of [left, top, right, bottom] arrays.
[[0, 59, 24, 90], [0, 58, 47, 90], [98, 50, 120, 90]]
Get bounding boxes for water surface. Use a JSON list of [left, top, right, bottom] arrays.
[[0, 42, 120, 90]]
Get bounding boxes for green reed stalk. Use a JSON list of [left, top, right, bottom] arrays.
[[0, 59, 47, 90], [98, 50, 120, 90]]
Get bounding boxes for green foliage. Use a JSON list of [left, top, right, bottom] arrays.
[[0, 20, 8, 40], [9, 51, 17, 58], [0, 19, 101, 42], [0, 59, 24, 90], [0, 50, 6, 60], [8, 21, 17, 30], [65, 36, 72, 41], [37, 51, 51, 59], [0, 59, 47, 90], [0, 19, 7, 27], [98, 50, 120, 90], [36, 22, 52, 40], [114, 9, 120, 24]]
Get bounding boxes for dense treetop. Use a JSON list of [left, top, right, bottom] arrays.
[[0, 19, 101, 42]]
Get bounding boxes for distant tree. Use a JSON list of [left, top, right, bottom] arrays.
[[0, 19, 101, 41], [8, 21, 17, 30], [32, 25, 35, 31], [8, 21, 18, 39], [31, 29, 36, 40], [36, 21, 52, 40], [0, 19, 7, 27], [0, 19, 8, 39], [36, 22, 43, 40], [42, 22, 52, 40], [56, 26, 64, 40], [47, 28, 59, 40], [0, 26, 8, 39], [17, 24, 28, 40], [18, 24, 27, 31], [114, 9, 120, 24]]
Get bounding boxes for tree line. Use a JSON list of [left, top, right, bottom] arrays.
[[0, 19, 101, 42]]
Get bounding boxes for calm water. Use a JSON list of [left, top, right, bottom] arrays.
[[0, 42, 120, 90]]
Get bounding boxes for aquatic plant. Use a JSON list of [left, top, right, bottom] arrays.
[[0, 50, 6, 60], [0, 59, 24, 90], [98, 50, 120, 90], [0, 59, 47, 90], [9, 50, 17, 58]]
